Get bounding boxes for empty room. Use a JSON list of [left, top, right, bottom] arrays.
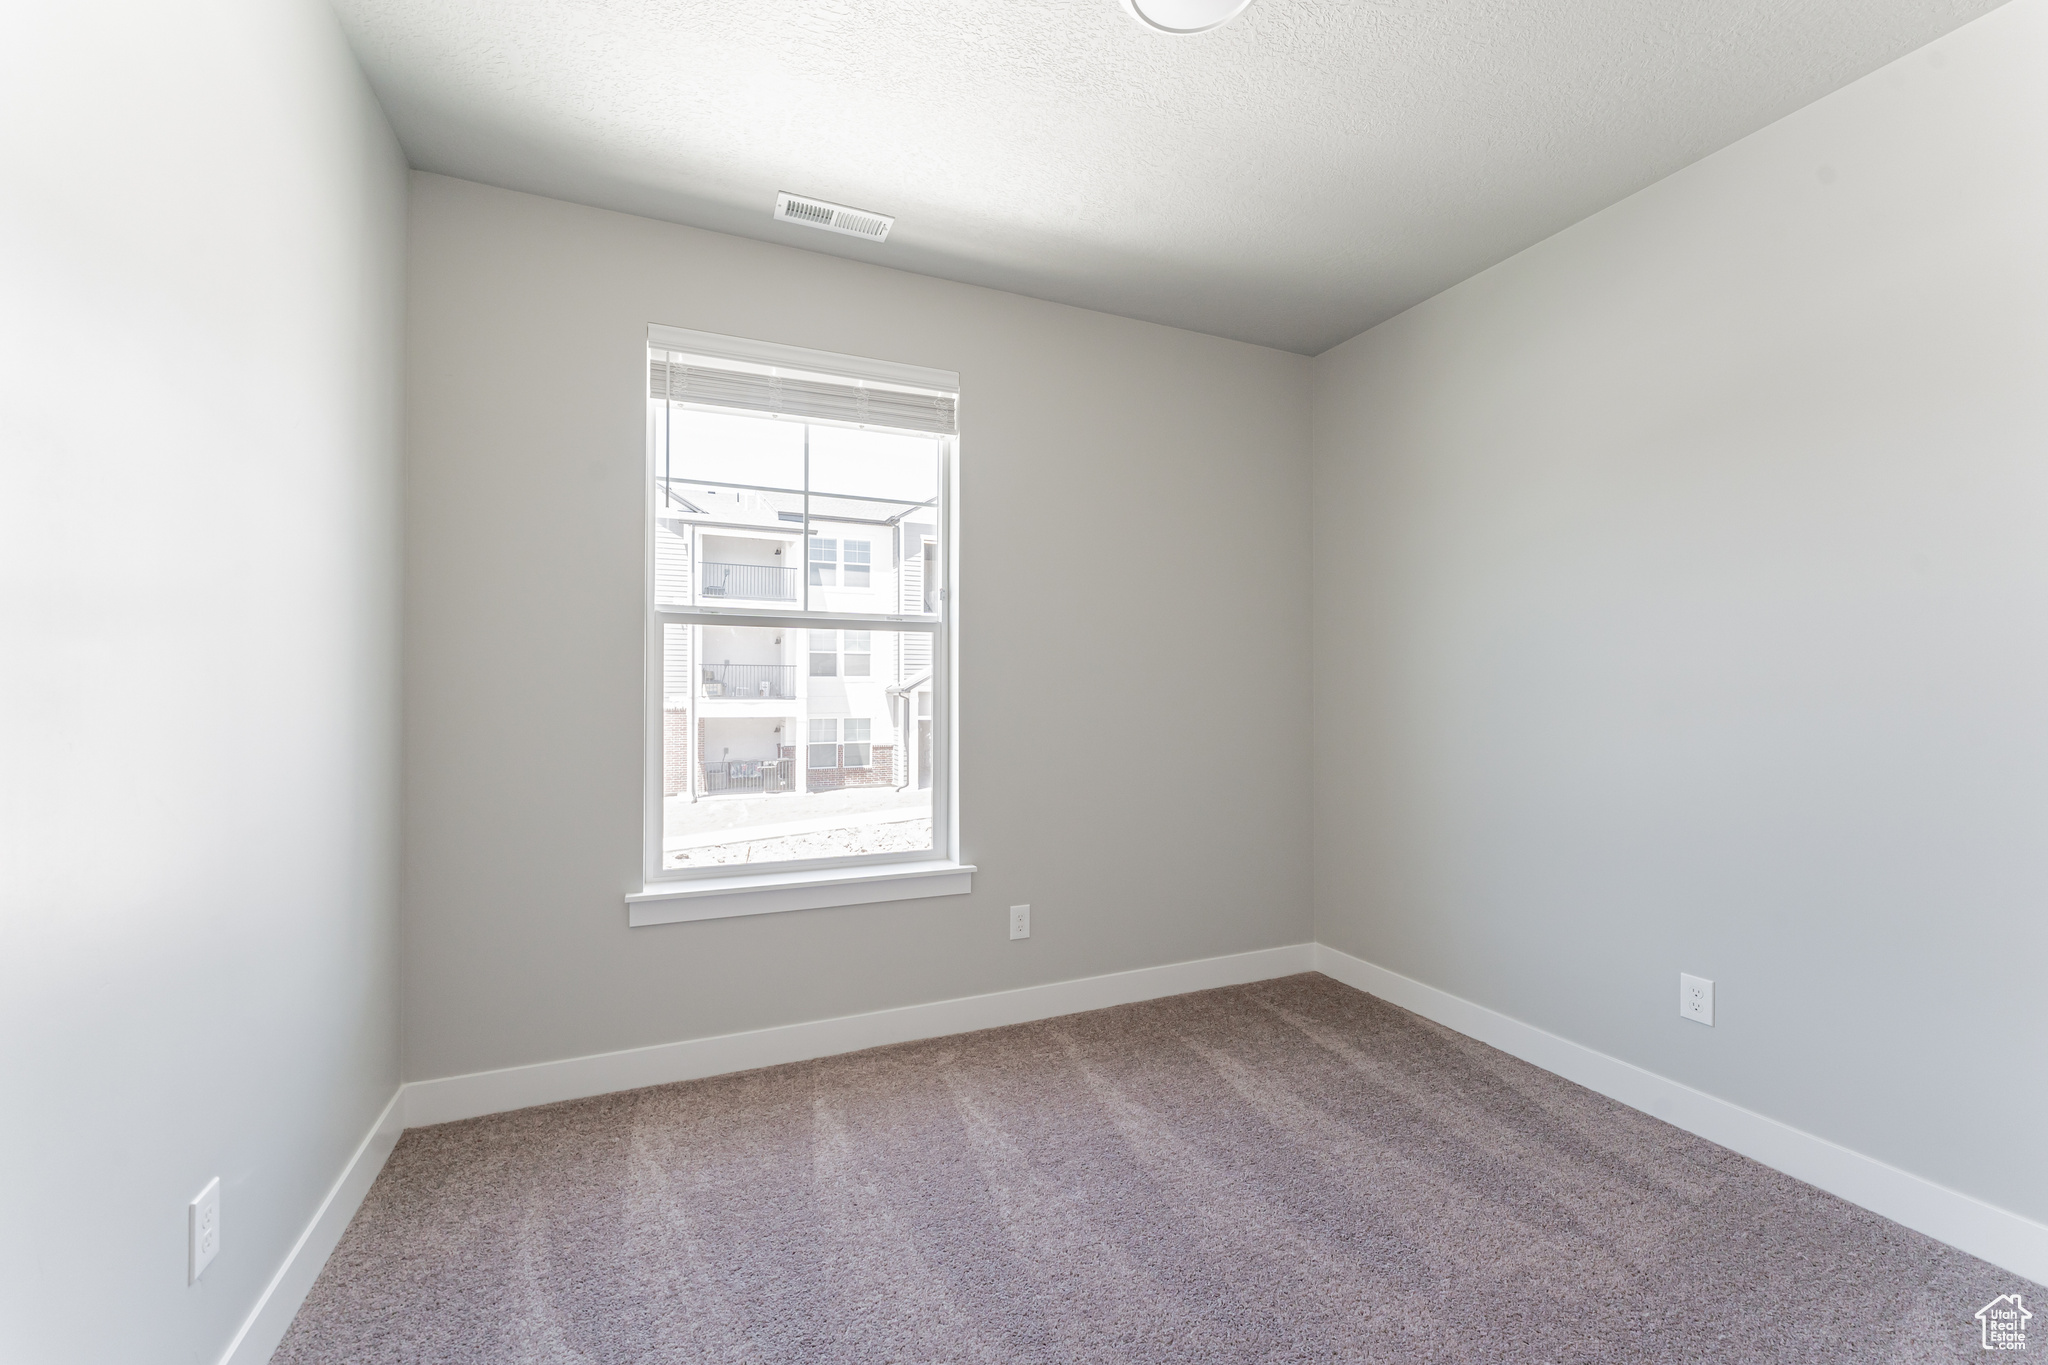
[[5, 0, 2046, 1360]]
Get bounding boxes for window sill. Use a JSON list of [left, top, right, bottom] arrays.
[[627, 860, 975, 927]]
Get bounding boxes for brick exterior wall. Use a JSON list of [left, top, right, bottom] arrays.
[[805, 744, 895, 792]]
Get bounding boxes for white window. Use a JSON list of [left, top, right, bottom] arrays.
[[809, 629, 837, 677], [807, 718, 839, 769], [809, 537, 837, 587], [637, 325, 962, 921], [842, 718, 871, 768]]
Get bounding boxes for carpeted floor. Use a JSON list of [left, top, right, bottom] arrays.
[[276, 974, 2032, 1363]]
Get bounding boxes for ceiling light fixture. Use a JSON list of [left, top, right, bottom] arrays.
[[1122, 0, 1252, 35]]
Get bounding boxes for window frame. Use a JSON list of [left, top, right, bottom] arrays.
[[808, 629, 839, 678], [806, 717, 840, 770], [634, 324, 966, 924], [841, 717, 872, 769], [842, 538, 872, 589], [808, 537, 837, 587], [842, 630, 872, 678]]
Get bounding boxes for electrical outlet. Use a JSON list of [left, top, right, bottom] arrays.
[[1009, 904, 1030, 940], [189, 1178, 220, 1284], [1679, 973, 1714, 1027]]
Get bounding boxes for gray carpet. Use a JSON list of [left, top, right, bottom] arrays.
[[276, 974, 2032, 1363]]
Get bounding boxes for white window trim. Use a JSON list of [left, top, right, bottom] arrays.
[[627, 859, 976, 926], [842, 537, 873, 589], [842, 630, 872, 678], [808, 537, 837, 588], [636, 325, 966, 921], [806, 716, 839, 770], [647, 323, 957, 393], [841, 717, 872, 769]]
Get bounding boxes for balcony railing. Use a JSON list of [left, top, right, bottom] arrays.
[[699, 561, 797, 601], [702, 663, 796, 700], [701, 757, 795, 795]]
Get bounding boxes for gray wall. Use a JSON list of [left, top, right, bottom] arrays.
[[0, 3, 407, 1362], [404, 173, 1313, 1083], [1311, 0, 2047, 1227]]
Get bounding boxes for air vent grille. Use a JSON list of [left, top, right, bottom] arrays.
[[774, 192, 894, 242]]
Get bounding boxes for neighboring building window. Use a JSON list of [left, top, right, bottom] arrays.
[[809, 538, 836, 586], [809, 630, 838, 677], [808, 718, 839, 769], [842, 718, 871, 768], [843, 539, 871, 588], [645, 327, 956, 883]]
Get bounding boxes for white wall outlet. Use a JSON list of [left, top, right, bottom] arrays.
[[1679, 973, 1714, 1026], [189, 1177, 221, 1284], [1008, 904, 1030, 940]]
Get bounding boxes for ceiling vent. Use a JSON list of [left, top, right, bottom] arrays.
[[774, 192, 894, 242]]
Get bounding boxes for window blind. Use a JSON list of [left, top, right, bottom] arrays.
[[650, 356, 957, 436]]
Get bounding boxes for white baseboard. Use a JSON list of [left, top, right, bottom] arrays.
[[220, 945, 1314, 1362], [403, 942, 1318, 1128], [226, 938, 2040, 1365], [1310, 943, 2048, 1287], [217, 1087, 405, 1365]]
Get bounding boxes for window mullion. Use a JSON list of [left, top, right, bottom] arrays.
[[654, 607, 938, 632]]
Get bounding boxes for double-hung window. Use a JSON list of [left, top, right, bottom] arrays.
[[809, 630, 838, 677], [634, 325, 965, 923], [809, 538, 837, 587], [807, 718, 840, 770], [842, 718, 872, 769]]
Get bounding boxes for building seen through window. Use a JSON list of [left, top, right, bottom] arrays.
[[647, 352, 951, 875]]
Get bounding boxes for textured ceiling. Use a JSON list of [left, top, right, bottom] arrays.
[[332, 0, 2003, 354]]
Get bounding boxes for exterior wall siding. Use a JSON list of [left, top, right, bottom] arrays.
[[662, 708, 690, 796]]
